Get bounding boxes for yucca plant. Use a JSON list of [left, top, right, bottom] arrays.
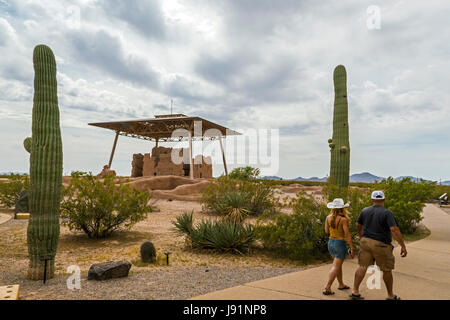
[[172, 211, 194, 236], [172, 212, 255, 254], [202, 177, 276, 217], [217, 191, 250, 224]]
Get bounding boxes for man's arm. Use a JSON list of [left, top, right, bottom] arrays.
[[390, 226, 407, 257], [357, 223, 363, 238]]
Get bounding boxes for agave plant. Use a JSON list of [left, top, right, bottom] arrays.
[[217, 191, 250, 224], [172, 212, 255, 254], [172, 211, 194, 236]]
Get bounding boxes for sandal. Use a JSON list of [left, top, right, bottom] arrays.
[[338, 285, 350, 290], [349, 293, 364, 300], [322, 290, 335, 296], [386, 295, 401, 300]]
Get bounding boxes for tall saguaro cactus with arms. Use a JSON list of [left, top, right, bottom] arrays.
[[26, 44, 63, 280], [328, 65, 350, 200]]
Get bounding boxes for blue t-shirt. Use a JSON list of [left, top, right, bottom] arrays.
[[357, 205, 397, 244]]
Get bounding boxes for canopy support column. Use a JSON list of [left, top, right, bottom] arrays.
[[218, 134, 228, 176], [108, 130, 119, 168], [189, 131, 194, 179]]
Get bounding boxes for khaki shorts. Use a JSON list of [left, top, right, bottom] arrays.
[[358, 237, 395, 272]]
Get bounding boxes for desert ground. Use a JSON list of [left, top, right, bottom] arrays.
[[0, 176, 327, 300], [0, 175, 433, 300]]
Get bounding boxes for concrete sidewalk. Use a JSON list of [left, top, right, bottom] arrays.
[[192, 204, 450, 300], [0, 213, 11, 225]]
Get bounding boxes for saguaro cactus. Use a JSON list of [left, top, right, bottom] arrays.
[[328, 65, 350, 200], [27, 44, 63, 280]]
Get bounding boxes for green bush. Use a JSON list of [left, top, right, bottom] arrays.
[[172, 212, 255, 254], [255, 192, 329, 262], [228, 166, 260, 180], [431, 184, 450, 200], [372, 177, 433, 234], [201, 177, 277, 217], [0, 174, 29, 208], [60, 172, 152, 238], [215, 191, 250, 224]]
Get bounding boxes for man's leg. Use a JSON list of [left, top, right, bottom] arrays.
[[352, 265, 368, 296], [383, 271, 395, 298], [352, 238, 372, 296]]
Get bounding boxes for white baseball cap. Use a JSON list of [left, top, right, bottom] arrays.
[[371, 190, 385, 200], [327, 198, 350, 209]]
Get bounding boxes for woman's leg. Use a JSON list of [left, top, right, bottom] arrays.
[[337, 263, 350, 288], [324, 257, 345, 291]]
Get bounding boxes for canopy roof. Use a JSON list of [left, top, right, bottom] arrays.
[[88, 114, 241, 142]]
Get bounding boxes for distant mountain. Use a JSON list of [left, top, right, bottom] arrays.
[[262, 173, 449, 184], [0, 171, 27, 175], [350, 172, 384, 183], [293, 176, 327, 182], [261, 176, 283, 180], [394, 176, 427, 183]]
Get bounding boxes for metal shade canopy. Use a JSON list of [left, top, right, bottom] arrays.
[[88, 114, 240, 178], [88, 114, 241, 142]]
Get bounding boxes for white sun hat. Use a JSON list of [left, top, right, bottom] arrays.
[[327, 198, 350, 209], [371, 190, 385, 200]]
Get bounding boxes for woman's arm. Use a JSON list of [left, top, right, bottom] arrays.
[[342, 218, 353, 250], [324, 216, 329, 234]]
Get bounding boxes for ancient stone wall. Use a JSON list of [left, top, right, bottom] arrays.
[[133, 146, 212, 178], [131, 153, 144, 177]]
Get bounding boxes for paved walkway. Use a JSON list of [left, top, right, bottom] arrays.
[[0, 213, 11, 225], [192, 204, 450, 300]]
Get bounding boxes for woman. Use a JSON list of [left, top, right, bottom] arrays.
[[323, 198, 354, 295]]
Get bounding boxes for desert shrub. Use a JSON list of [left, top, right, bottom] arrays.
[[345, 188, 372, 245], [373, 177, 433, 234], [201, 176, 277, 217], [228, 166, 260, 180], [60, 172, 152, 238], [431, 184, 450, 200], [255, 192, 329, 262], [216, 191, 250, 224], [172, 212, 255, 254], [0, 174, 29, 208]]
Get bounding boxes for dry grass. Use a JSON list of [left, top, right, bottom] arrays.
[[0, 197, 309, 299], [0, 199, 304, 278]]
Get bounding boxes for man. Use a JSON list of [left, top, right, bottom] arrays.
[[350, 190, 407, 300]]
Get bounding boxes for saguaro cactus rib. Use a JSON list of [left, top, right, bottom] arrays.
[[27, 44, 63, 280], [328, 65, 350, 200]]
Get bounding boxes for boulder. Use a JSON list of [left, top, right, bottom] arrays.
[[88, 261, 131, 281]]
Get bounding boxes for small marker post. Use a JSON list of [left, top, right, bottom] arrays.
[[164, 252, 171, 266]]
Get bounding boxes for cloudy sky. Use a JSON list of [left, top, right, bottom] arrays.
[[0, 0, 449, 180]]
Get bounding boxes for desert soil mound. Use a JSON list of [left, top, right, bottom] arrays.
[[125, 175, 205, 191], [152, 180, 211, 201], [280, 184, 322, 195], [125, 175, 212, 201]]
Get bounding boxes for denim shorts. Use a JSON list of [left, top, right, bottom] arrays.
[[328, 238, 348, 259]]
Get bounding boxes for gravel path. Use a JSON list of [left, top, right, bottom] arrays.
[[3, 266, 301, 300]]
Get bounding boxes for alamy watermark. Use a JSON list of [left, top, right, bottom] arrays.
[[366, 5, 381, 30], [168, 121, 280, 176], [366, 265, 382, 290], [66, 265, 81, 290]]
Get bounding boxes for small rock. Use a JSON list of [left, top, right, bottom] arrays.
[[88, 261, 131, 281]]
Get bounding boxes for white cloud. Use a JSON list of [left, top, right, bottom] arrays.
[[0, 0, 448, 180]]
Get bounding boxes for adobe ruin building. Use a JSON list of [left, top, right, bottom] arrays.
[[89, 114, 239, 179], [131, 146, 212, 178]]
